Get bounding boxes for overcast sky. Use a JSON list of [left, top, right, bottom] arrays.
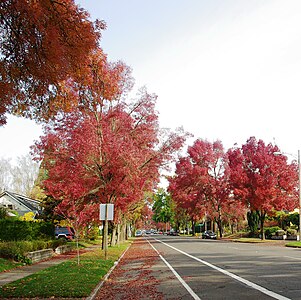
[[1, 0, 301, 161]]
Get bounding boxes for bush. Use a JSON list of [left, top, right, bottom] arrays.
[[84, 226, 99, 240], [287, 228, 297, 236], [0, 220, 55, 241], [264, 226, 281, 239], [275, 229, 286, 236], [47, 239, 66, 250], [0, 241, 34, 263], [0, 239, 62, 263]]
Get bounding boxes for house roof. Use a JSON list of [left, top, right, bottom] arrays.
[[0, 190, 41, 213]]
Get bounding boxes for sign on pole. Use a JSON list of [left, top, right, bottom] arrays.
[[99, 204, 114, 221]]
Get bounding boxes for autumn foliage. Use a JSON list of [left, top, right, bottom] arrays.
[[0, 0, 103, 124], [169, 139, 235, 237], [33, 53, 188, 236], [227, 137, 298, 238], [168, 137, 298, 238]]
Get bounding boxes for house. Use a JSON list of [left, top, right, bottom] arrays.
[[0, 190, 42, 217]]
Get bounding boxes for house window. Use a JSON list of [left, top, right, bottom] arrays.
[[8, 204, 13, 210]]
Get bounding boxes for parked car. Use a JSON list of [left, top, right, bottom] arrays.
[[167, 230, 179, 236], [202, 230, 217, 239], [55, 226, 75, 240], [135, 230, 142, 237]]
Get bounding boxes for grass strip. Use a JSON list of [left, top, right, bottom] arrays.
[[0, 258, 23, 273], [285, 241, 301, 248], [0, 241, 130, 298], [233, 238, 271, 243]]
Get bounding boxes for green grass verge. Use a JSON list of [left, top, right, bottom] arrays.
[[285, 241, 301, 248], [232, 238, 270, 243], [0, 258, 23, 273], [0, 241, 130, 298]]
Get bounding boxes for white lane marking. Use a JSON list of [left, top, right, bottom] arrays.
[[227, 246, 241, 250], [153, 238, 290, 300], [146, 239, 201, 300], [283, 255, 301, 261]]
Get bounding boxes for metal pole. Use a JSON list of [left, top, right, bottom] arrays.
[[298, 150, 301, 242], [104, 204, 108, 260]]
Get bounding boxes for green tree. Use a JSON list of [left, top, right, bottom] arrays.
[[247, 210, 259, 237], [152, 189, 174, 230]]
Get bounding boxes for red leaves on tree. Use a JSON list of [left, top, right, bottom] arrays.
[[0, 0, 102, 124], [169, 139, 232, 237], [227, 137, 298, 237], [33, 88, 188, 226]]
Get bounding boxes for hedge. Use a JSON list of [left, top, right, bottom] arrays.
[[264, 226, 281, 239], [0, 239, 66, 263], [0, 220, 55, 241]]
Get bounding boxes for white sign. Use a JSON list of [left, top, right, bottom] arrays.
[[99, 204, 114, 221]]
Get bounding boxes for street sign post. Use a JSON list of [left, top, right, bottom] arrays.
[[99, 204, 114, 260], [99, 204, 114, 220]]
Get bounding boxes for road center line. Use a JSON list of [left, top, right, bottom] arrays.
[[152, 237, 290, 300], [146, 239, 201, 300]]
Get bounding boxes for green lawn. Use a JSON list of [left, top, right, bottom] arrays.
[[232, 237, 267, 243], [285, 241, 301, 248], [0, 241, 130, 298], [0, 258, 23, 273]]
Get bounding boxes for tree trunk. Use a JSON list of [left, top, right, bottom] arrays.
[[111, 224, 117, 246], [217, 218, 223, 239], [191, 219, 195, 236], [116, 223, 121, 246], [259, 211, 266, 240], [120, 219, 126, 242]]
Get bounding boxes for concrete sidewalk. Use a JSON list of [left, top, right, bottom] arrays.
[[0, 257, 67, 287]]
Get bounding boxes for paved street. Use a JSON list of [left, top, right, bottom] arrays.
[[146, 235, 301, 300]]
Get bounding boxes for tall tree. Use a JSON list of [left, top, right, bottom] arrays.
[[0, 157, 12, 191], [227, 137, 298, 239], [32, 44, 188, 256], [0, 0, 102, 124], [152, 188, 175, 231], [169, 139, 231, 238], [11, 155, 40, 196]]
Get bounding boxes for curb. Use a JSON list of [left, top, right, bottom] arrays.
[[86, 244, 131, 300]]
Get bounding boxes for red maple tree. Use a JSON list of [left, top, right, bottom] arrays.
[[34, 96, 187, 238], [227, 137, 298, 239], [169, 139, 232, 237], [0, 0, 102, 124]]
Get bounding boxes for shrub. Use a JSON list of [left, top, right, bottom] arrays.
[[47, 239, 66, 250], [0, 239, 60, 263], [264, 226, 281, 239], [84, 226, 99, 240], [287, 228, 297, 236], [0, 220, 55, 241], [275, 229, 286, 236], [0, 241, 33, 262]]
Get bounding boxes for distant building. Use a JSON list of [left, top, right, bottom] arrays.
[[0, 190, 42, 217]]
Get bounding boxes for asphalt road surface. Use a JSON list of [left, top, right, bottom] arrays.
[[146, 235, 301, 300]]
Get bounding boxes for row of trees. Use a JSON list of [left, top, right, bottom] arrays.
[[0, 0, 190, 243], [0, 0, 189, 249], [2, 2, 298, 243], [165, 137, 298, 239]]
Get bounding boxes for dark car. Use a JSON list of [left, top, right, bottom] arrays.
[[202, 230, 217, 239], [167, 230, 179, 236], [55, 226, 75, 240]]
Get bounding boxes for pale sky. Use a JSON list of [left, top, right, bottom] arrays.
[[1, 0, 301, 161]]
